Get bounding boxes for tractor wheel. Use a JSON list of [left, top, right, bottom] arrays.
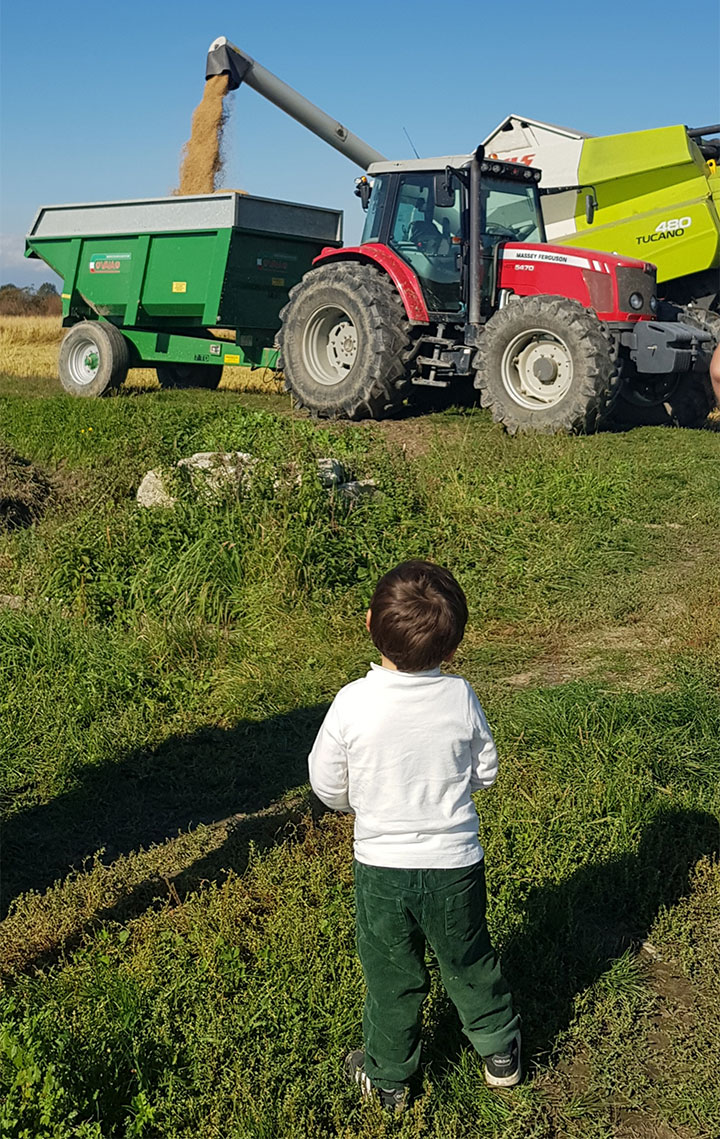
[[609, 374, 714, 429], [277, 262, 411, 419], [680, 304, 720, 347], [58, 321, 129, 397], [156, 363, 222, 389], [609, 306, 718, 429], [473, 296, 620, 434]]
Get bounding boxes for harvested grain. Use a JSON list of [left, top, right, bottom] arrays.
[[176, 75, 230, 195]]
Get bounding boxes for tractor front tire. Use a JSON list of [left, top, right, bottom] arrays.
[[156, 363, 222, 389], [58, 321, 130, 398], [277, 262, 411, 419], [474, 296, 620, 434]]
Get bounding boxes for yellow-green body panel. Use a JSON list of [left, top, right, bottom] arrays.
[[556, 125, 720, 285]]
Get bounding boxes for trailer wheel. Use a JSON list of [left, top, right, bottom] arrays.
[[156, 363, 222, 389], [58, 321, 129, 398], [473, 296, 620, 434], [277, 262, 411, 419]]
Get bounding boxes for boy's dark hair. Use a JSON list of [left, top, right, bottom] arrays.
[[368, 560, 468, 672]]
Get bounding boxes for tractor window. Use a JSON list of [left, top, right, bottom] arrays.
[[387, 173, 463, 312], [481, 180, 543, 246], [361, 175, 390, 244]]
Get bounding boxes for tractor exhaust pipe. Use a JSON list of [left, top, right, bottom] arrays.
[[206, 36, 387, 171], [468, 147, 485, 328]]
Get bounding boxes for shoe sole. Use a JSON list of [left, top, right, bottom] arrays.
[[484, 1065, 522, 1088]]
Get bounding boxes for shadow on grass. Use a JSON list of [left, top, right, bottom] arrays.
[[424, 806, 719, 1071], [1, 703, 327, 923]]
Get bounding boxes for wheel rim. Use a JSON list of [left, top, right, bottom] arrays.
[[302, 305, 358, 386], [500, 329, 573, 410], [67, 336, 101, 386]]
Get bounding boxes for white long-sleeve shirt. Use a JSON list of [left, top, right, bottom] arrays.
[[308, 662, 498, 868]]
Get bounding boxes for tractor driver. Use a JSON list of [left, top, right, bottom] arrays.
[[408, 210, 443, 254]]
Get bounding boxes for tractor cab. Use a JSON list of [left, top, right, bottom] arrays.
[[359, 154, 545, 317]]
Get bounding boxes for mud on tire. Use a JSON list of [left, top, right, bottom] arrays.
[[277, 261, 412, 420], [473, 296, 620, 434]]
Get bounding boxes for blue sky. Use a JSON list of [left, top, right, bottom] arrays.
[[2, 0, 718, 287]]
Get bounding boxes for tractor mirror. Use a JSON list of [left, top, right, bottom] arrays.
[[585, 192, 597, 225], [354, 177, 373, 211], [435, 171, 456, 209]]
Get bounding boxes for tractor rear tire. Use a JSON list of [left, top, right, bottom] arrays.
[[58, 321, 129, 398], [473, 296, 620, 434], [156, 363, 222, 389], [277, 262, 411, 419]]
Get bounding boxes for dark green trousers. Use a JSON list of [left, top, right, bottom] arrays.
[[354, 858, 519, 1090]]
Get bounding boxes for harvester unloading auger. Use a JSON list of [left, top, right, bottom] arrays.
[[25, 38, 714, 433]]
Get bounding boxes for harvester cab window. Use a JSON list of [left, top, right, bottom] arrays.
[[387, 173, 463, 312]]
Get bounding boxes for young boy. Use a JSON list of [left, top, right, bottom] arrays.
[[309, 560, 520, 1112]]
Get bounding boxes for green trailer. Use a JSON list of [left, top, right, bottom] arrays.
[[25, 192, 342, 396]]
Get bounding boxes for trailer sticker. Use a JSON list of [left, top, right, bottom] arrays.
[[256, 254, 298, 270], [225, 353, 241, 364], [89, 252, 131, 274], [271, 277, 285, 287], [172, 281, 187, 293]]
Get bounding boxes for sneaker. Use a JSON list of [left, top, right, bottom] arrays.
[[344, 1049, 409, 1112], [483, 1035, 522, 1088]]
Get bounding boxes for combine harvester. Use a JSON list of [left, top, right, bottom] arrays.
[[26, 38, 713, 433]]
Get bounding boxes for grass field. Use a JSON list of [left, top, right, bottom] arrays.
[[1, 368, 719, 1139]]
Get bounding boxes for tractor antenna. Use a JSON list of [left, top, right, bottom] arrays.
[[403, 127, 420, 159]]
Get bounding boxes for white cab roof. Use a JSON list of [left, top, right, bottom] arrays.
[[367, 154, 472, 175]]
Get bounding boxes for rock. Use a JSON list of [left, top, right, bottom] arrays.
[[337, 478, 378, 500], [136, 469, 176, 509], [136, 452, 363, 508], [176, 451, 259, 499], [316, 458, 348, 488]]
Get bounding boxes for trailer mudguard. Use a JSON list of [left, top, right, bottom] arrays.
[[313, 244, 430, 323]]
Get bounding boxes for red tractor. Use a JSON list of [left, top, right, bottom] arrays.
[[209, 39, 713, 433]]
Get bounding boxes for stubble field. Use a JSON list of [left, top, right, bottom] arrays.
[[1, 349, 719, 1139]]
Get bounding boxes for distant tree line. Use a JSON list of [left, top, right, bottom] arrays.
[[0, 282, 62, 317]]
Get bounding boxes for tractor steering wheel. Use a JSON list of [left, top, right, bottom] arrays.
[[484, 223, 518, 240]]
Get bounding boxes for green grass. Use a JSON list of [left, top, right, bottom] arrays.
[[1, 375, 719, 1138]]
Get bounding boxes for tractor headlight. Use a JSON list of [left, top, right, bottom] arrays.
[[649, 295, 658, 312], [629, 292, 644, 310]]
